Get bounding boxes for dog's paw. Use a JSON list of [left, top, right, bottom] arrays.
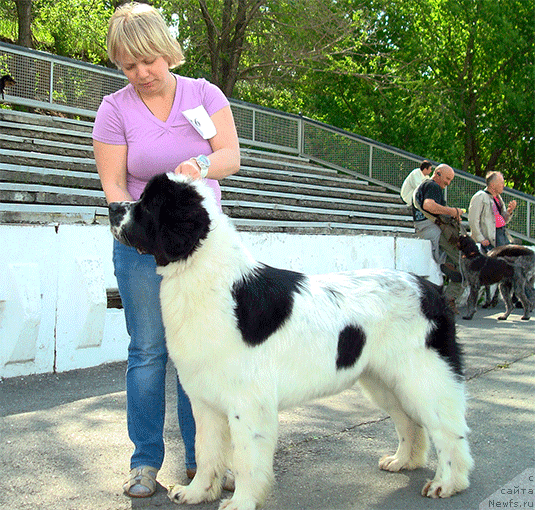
[[168, 483, 216, 505], [219, 496, 256, 510], [521, 315, 530, 320], [168, 484, 187, 504], [379, 454, 410, 472], [168, 484, 197, 504], [497, 314, 508, 320], [422, 480, 459, 499], [422, 477, 470, 499]]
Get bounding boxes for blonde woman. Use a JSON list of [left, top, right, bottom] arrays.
[[92, 2, 240, 498]]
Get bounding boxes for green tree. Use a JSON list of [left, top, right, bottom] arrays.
[[421, 0, 534, 185], [1, 0, 532, 193], [156, 0, 373, 98], [33, 0, 112, 63], [0, 0, 112, 63], [267, 0, 534, 193]]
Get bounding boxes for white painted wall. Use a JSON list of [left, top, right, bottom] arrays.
[[0, 224, 439, 379]]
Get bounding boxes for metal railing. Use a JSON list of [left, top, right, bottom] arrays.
[[2, 41, 533, 243]]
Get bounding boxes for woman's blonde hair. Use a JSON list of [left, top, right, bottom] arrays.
[[107, 2, 184, 69]]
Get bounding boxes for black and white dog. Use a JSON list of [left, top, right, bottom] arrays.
[[459, 235, 535, 321], [109, 173, 473, 510]]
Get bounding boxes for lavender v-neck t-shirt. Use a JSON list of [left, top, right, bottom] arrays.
[[92, 74, 229, 203]]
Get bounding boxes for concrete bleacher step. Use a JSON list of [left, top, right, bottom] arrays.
[[229, 171, 396, 201], [0, 148, 96, 172], [0, 109, 413, 234], [0, 109, 93, 133], [1, 133, 95, 159]]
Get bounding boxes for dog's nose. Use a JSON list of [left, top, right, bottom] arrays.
[[108, 202, 125, 226]]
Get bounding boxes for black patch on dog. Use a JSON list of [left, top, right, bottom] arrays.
[[467, 257, 486, 271], [232, 264, 306, 346], [415, 276, 463, 378], [470, 257, 513, 285], [336, 325, 366, 369]]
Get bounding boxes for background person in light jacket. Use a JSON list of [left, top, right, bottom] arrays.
[[468, 171, 516, 253]]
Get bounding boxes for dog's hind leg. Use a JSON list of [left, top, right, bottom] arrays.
[[512, 269, 533, 320], [169, 401, 229, 504], [525, 278, 535, 314], [367, 350, 473, 498], [526, 278, 535, 305], [218, 400, 278, 510], [359, 373, 429, 471], [498, 280, 514, 320], [394, 353, 473, 498]]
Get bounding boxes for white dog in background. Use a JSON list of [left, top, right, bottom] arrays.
[[109, 173, 473, 510]]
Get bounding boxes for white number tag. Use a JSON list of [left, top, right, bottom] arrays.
[[182, 105, 217, 139]]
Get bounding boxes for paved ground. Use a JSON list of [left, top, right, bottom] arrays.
[[1, 305, 534, 510]]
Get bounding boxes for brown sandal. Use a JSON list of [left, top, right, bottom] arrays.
[[123, 466, 158, 498]]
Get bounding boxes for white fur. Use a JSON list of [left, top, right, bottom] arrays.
[[120, 175, 474, 509]]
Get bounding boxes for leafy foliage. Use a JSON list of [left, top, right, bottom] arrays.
[[32, 0, 113, 63], [0, 0, 533, 193]]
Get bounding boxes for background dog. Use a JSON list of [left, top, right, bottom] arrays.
[[109, 173, 473, 509], [459, 235, 535, 320], [487, 243, 535, 320], [0, 74, 16, 100]]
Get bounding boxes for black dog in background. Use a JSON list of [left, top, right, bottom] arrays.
[[459, 235, 535, 321], [0, 74, 16, 100]]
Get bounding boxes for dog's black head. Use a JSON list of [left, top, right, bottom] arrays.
[[458, 235, 480, 258], [109, 173, 211, 266]]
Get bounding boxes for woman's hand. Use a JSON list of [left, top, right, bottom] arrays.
[[174, 158, 203, 179]]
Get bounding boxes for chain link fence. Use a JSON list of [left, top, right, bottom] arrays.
[[1, 41, 533, 243]]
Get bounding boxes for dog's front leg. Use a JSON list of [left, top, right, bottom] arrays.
[[169, 401, 229, 505], [482, 284, 499, 308], [219, 402, 278, 510], [462, 284, 480, 320]]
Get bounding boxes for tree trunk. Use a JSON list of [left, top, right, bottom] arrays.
[[15, 0, 33, 48]]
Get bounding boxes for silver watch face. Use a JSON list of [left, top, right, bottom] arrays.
[[196, 154, 210, 169]]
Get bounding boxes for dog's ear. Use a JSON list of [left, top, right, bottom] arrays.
[[154, 178, 211, 265]]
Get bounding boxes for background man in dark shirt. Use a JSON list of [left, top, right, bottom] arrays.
[[413, 164, 462, 265], [412, 164, 464, 310]]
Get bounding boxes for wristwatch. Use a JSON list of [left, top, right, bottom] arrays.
[[194, 154, 211, 178]]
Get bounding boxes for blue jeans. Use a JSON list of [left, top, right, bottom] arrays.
[[481, 226, 510, 253], [113, 240, 196, 471]]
